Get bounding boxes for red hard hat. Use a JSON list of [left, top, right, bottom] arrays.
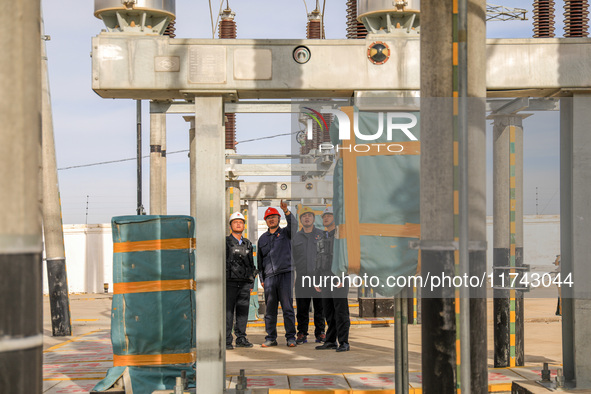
[[264, 207, 280, 220]]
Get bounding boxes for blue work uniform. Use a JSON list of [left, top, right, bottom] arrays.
[[257, 212, 296, 342]]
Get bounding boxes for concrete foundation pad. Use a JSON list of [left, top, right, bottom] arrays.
[[510, 366, 562, 381], [488, 368, 528, 392], [289, 374, 351, 390], [344, 373, 395, 389], [227, 375, 289, 389], [511, 380, 553, 393]]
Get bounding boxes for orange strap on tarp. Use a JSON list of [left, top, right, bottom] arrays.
[[113, 352, 196, 367], [113, 238, 196, 253], [113, 279, 196, 295]]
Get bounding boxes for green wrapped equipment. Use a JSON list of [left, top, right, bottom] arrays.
[[92, 215, 196, 393], [331, 107, 421, 296]]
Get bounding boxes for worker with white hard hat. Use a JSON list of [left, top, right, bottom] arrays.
[[226, 211, 257, 350]]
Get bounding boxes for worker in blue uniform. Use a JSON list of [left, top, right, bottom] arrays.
[[257, 200, 297, 347]]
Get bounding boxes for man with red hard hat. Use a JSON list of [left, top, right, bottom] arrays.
[[226, 212, 257, 350], [257, 200, 297, 347]]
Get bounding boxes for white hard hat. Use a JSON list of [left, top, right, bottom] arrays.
[[229, 212, 246, 224], [322, 206, 333, 216]]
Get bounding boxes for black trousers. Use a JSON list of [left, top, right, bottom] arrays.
[[321, 284, 350, 345], [263, 272, 296, 341], [226, 281, 252, 345], [295, 290, 325, 337]]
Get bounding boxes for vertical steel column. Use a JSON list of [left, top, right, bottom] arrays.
[[492, 116, 525, 367], [420, 0, 487, 392], [394, 294, 403, 394], [457, 0, 471, 391], [226, 182, 241, 233], [561, 94, 591, 388], [150, 102, 167, 214], [247, 200, 259, 244], [560, 98, 574, 385], [394, 294, 409, 393], [184, 116, 197, 219], [466, 2, 488, 392], [0, 0, 43, 391], [41, 19, 72, 337], [420, 1, 457, 391], [136, 100, 144, 215], [194, 96, 226, 393], [401, 294, 409, 391]]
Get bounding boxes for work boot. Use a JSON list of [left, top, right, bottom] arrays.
[[315, 342, 337, 350], [296, 332, 307, 344], [261, 340, 278, 347], [236, 338, 254, 348]]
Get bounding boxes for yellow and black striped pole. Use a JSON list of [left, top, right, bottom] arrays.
[[509, 126, 517, 367], [493, 117, 525, 368], [421, 0, 488, 392]]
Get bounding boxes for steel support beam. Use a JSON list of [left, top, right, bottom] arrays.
[[0, 1, 43, 392], [420, 0, 487, 393], [42, 25, 72, 337], [561, 94, 591, 389], [226, 180, 241, 233], [239, 181, 333, 201], [184, 116, 197, 219], [92, 35, 591, 100], [226, 163, 331, 177], [193, 96, 226, 393], [149, 103, 167, 214]]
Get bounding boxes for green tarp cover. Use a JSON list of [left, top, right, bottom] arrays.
[[93, 215, 196, 393], [331, 109, 420, 296]]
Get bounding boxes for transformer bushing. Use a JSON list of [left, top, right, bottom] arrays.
[[306, 9, 323, 39], [564, 0, 590, 37], [219, 8, 237, 150], [347, 0, 368, 39], [94, 0, 175, 35], [533, 0, 556, 37]]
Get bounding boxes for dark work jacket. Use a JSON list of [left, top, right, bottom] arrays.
[[226, 234, 255, 282], [316, 229, 336, 277], [293, 227, 325, 278], [257, 213, 294, 283]]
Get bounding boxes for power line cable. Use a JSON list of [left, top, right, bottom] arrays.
[[540, 188, 559, 214], [322, 0, 326, 38], [208, 0, 215, 38], [214, 0, 227, 35], [57, 132, 298, 171]]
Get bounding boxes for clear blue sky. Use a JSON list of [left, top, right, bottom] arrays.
[[44, 0, 564, 224]]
